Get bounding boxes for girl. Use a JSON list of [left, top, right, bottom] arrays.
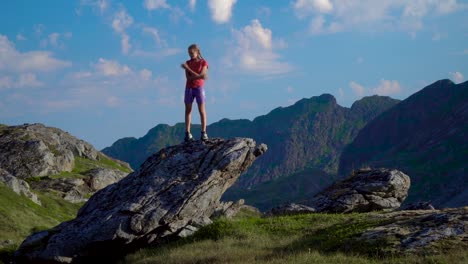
[[181, 44, 209, 142]]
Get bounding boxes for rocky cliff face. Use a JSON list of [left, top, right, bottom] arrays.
[[339, 79, 468, 208], [14, 138, 267, 263], [0, 123, 96, 178], [0, 123, 132, 204]]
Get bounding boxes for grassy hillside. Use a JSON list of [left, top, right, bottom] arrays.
[[0, 184, 82, 261], [122, 210, 467, 264], [0, 152, 132, 262]]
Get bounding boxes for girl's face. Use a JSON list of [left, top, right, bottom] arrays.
[[188, 48, 198, 59]]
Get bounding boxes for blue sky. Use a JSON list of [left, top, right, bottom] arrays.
[[1, 0, 467, 149]]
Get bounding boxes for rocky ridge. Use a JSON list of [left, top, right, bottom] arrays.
[[14, 138, 267, 263], [0, 123, 132, 204]]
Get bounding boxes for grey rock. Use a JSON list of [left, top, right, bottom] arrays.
[[358, 207, 467, 254], [400, 201, 435, 211], [212, 199, 249, 219], [0, 123, 97, 179], [266, 203, 316, 216], [14, 138, 267, 263], [29, 177, 90, 203], [86, 168, 128, 191], [307, 168, 410, 213], [0, 168, 41, 205]]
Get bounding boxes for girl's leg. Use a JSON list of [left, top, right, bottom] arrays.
[[185, 103, 193, 133], [197, 103, 207, 132]]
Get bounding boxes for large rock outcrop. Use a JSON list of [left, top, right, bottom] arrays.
[[0, 123, 130, 179], [306, 168, 410, 213], [15, 138, 267, 263]]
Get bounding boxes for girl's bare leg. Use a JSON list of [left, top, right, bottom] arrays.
[[198, 103, 207, 132], [185, 103, 193, 133]]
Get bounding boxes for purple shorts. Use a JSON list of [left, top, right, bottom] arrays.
[[184, 87, 206, 104]]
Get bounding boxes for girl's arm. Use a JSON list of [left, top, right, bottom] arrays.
[[185, 65, 208, 80]]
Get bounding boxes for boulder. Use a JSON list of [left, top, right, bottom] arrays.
[[307, 168, 410, 213], [0, 168, 41, 205], [357, 207, 467, 254], [211, 199, 261, 219], [266, 203, 316, 216], [29, 177, 91, 203], [0, 124, 96, 179], [86, 168, 128, 191], [14, 138, 267, 263]]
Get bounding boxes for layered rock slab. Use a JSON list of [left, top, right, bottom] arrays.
[[307, 168, 410, 213], [15, 138, 267, 263]]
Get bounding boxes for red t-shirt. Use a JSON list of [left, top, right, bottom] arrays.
[[185, 58, 208, 88]]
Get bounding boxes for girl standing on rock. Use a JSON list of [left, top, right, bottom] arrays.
[[181, 43, 209, 142]]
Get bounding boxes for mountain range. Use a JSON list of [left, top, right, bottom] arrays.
[[103, 79, 467, 210]]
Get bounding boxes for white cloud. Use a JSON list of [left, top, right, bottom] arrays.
[[0, 35, 71, 73], [287, 86, 294, 93], [16, 34, 26, 41], [49, 33, 60, 47], [295, 0, 466, 35], [189, 0, 196, 11], [140, 69, 152, 80], [228, 19, 293, 76], [350, 81, 365, 96], [208, 0, 237, 24], [338, 87, 344, 97], [294, 0, 333, 17], [372, 79, 401, 95], [143, 26, 166, 47], [112, 9, 134, 54], [350, 79, 401, 97], [94, 58, 132, 76], [143, 0, 170, 10], [0, 73, 42, 89], [450, 71, 464, 84], [121, 34, 131, 54], [112, 10, 133, 33]]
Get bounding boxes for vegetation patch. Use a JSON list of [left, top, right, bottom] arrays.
[[122, 211, 467, 264], [0, 184, 81, 248]]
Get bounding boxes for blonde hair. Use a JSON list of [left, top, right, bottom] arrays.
[[188, 43, 203, 60]]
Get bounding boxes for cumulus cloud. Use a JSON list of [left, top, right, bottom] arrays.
[[16, 34, 26, 41], [143, 0, 170, 10], [450, 71, 464, 84], [372, 79, 401, 95], [293, 0, 466, 34], [227, 19, 293, 76], [0, 73, 43, 89], [140, 69, 152, 80], [189, 0, 196, 11], [112, 9, 134, 54], [294, 0, 333, 17], [350, 81, 365, 96], [93, 58, 132, 76], [350, 79, 401, 97], [208, 0, 237, 24], [0, 34, 71, 73]]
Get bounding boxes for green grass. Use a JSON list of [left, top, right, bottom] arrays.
[[122, 210, 468, 264], [0, 183, 82, 262]]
